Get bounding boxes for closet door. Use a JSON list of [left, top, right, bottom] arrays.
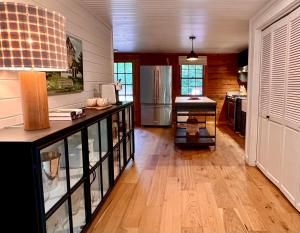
[[257, 28, 272, 171], [281, 7, 300, 208], [266, 17, 289, 186], [285, 8, 300, 130]]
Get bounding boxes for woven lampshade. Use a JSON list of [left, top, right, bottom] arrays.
[[0, 2, 68, 130], [0, 2, 67, 71]]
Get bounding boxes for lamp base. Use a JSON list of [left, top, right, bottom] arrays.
[[19, 71, 50, 130]]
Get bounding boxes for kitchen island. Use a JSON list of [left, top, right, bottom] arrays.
[[174, 96, 216, 147]]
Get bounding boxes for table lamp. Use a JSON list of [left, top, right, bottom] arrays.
[[0, 2, 67, 130]]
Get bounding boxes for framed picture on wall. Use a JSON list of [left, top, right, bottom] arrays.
[[46, 34, 84, 95]]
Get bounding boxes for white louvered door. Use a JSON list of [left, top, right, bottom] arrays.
[[259, 29, 272, 118], [257, 7, 300, 212], [281, 7, 300, 210], [257, 28, 272, 173], [285, 8, 300, 130]]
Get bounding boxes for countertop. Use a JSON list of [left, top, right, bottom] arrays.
[[175, 96, 216, 104], [0, 101, 133, 143]]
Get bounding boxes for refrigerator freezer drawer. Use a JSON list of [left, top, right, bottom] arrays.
[[141, 105, 172, 126]]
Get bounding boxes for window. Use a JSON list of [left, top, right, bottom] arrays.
[[181, 65, 204, 95], [114, 62, 133, 101]]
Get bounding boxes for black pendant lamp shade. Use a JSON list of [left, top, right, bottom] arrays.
[[187, 36, 198, 61]]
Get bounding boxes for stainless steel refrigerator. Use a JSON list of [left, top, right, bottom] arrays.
[[140, 65, 172, 126]]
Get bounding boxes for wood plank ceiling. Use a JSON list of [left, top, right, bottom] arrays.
[[79, 0, 272, 53]]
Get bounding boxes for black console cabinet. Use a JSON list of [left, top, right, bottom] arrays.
[[0, 102, 134, 233]]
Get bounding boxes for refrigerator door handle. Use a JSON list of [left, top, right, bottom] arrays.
[[157, 70, 160, 101], [153, 70, 156, 102]]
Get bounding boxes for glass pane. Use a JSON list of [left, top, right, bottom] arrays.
[[125, 108, 130, 133], [112, 114, 119, 147], [114, 63, 117, 73], [181, 79, 188, 87], [188, 87, 194, 95], [181, 65, 188, 70], [71, 184, 86, 233], [182, 69, 188, 78], [126, 96, 133, 101], [119, 87, 125, 96], [46, 200, 70, 233], [131, 132, 134, 154], [129, 106, 133, 130], [126, 135, 131, 162], [126, 85, 133, 95], [119, 95, 126, 101], [117, 63, 125, 73], [100, 119, 108, 158], [114, 74, 118, 82], [113, 147, 120, 180], [41, 140, 67, 213], [67, 132, 84, 188], [181, 86, 188, 95], [195, 69, 203, 78], [189, 79, 196, 87], [195, 65, 203, 70], [189, 65, 195, 69], [102, 157, 110, 196], [90, 166, 101, 213], [119, 111, 123, 140], [87, 123, 100, 167], [120, 142, 124, 169], [195, 79, 202, 87], [116, 73, 124, 83], [188, 69, 195, 78], [125, 62, 132, 73], [125, 74, 132, 84]]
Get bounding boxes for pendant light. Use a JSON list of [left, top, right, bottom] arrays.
[[187, 36, 198, 61]]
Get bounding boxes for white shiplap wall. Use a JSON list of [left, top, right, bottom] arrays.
[[0, 0, 114, 128]]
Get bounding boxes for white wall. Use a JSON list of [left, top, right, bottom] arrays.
[[246, 0, 300, 165], [0, 0, 114, 128]]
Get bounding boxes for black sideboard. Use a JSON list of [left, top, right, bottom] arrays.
[[0, 102, 134, 233]]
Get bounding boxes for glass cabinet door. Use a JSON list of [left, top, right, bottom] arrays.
[[112, 114, 119, 147], [90, 166, 102, 213], [40, 140, 67, 213], [125, 107, 130, 133], [46, 200, 70, 233], [113, 146, 120, 180], [102, 157, 110, 196], [67, 132, 84, 188], [129, 106, 133, 131], [120, 141, 124, 169], [87, 123, 100, 167], [71, 184, 86, 233], [119, 110, 124, 140], [100, 119, 108, 158], [126, 135, 131, 162]]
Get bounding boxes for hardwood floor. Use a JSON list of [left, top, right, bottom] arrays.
[[87, 126, 300, 233]]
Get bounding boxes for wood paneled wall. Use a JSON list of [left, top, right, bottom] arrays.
[[0, 0, 113, 128], [114, 53, 240, 125]]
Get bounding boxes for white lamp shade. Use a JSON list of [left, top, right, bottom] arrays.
[[0, 2, 67, 71]]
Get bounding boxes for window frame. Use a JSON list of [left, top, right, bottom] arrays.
[[180, 64, 204, 96], [113, 62, 133, 101]]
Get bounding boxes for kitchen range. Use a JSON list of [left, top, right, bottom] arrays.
[[226, 91, 247, 136]]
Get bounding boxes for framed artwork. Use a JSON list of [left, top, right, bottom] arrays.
[[47, 34, 83, 95]]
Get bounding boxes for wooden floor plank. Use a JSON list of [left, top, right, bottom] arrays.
[[87, 126, 300, 233]]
